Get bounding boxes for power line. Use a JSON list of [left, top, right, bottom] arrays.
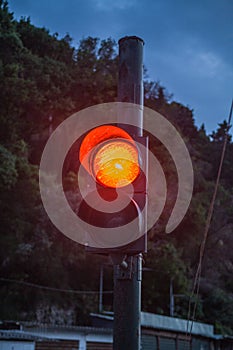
[[0, 277, 113, 295], [186, 99, 233, 340]]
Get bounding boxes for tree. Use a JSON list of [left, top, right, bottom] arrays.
[[71, 37, 117, 109], [142, 241, 189, 317]]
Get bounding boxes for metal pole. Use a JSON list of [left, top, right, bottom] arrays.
[[99, 265, 103, 314], [113, 254, 142, 350], [170, 278, 175, 317], [113, 36, 144, 350], [118, 36, 144, 137]]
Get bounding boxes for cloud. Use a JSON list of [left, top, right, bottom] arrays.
[[92, 0, 138, 11], [183, 49, 231, 79]]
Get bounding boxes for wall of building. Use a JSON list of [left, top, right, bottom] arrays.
[[0, 341, 35, 350]]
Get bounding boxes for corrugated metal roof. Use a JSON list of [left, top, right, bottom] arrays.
[[22, 324, 112, 336], [1, 322, 230, 342], [91, 312, 215, 338], [141, 312, 214, 337], [0, 330, 47, 340], [90, 313, 113, 321]]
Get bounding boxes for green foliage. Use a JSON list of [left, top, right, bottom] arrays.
[[203, 288, 233, 335], [71, 36, 118, 109], [142, 242, 189, 316], [0, 144, 18, 189], [16, 18, 74, 64]]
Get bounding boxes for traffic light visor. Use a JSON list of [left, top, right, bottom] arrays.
[[79, 125, 140, 188]]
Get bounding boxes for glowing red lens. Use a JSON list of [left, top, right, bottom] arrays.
[[80, 125, 139, 188]]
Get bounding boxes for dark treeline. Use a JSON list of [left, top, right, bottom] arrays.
[[0, 1, 232, 334]]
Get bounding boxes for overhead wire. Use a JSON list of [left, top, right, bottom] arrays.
[[185, 99, 233, 342], [0, 277, 113, 295]]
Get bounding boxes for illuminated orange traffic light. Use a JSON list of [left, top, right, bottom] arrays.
[[78, 123, 148, 255], [79, 125, 140, 188]]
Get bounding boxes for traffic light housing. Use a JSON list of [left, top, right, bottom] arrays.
[[78, 124, 148, 255]]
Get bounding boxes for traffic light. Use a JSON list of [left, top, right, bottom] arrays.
[[78, 124, 148, 255]]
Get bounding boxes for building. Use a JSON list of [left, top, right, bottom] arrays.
[[0, 312, 232, 350]]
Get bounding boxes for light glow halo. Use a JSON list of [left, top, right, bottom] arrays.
[[39, 102, 193, 248]]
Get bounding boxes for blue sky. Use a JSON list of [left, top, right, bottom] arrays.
[[8, 0, 233, 134]]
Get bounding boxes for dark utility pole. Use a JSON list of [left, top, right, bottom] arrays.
[[118, 36, 144, 137], [112, 36, 144, 350]]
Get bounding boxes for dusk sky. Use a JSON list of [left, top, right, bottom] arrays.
[[9, 0, 233, 135]]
